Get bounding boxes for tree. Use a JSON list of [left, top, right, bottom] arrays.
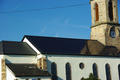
[[81, 73, 100, 80]]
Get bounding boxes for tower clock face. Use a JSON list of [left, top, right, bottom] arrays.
[[110, 30, 116, 38]]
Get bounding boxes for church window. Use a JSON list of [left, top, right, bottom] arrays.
[[93, 63, 98, 78], [51, 62, 58, 80], [66, 63, 72, 80], [79, 63, 84, 69], [118, 64, 120, 80], [108, 0, 113, 21], [95, 3, 99, 21], [105, 64, 112, 80]]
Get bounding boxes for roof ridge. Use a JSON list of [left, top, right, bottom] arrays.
[[23, 35, 91, 40]]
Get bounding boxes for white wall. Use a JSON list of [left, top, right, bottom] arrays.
[[47, 55, 120, 80], [5, 55, 37, 64], [6, 66, 15, 80]]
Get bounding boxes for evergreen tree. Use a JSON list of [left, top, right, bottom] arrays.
[[81, 73, 100, 80]]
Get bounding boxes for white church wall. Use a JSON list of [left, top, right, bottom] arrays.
[[6, 66, 16, 80], [47, 55, 120, 80], [5, 55, 37, 64]]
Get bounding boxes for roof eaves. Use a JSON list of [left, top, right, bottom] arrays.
[[22, 36, 44, 54], [44, 52, 120, 57], [15, 73, 51, 77]]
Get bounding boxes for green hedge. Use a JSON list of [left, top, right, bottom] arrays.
[[81, 73, 100, 80]]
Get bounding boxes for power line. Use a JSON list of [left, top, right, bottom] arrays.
[[0, 3, 88, 14]]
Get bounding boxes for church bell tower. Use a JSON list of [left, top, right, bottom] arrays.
[[90, 0, 120, 49]]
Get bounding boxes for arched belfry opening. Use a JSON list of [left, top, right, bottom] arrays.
[[108, 0, 114, 21], [95, 3, 99, 21]]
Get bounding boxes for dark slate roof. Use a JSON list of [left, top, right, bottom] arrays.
[[6, 64, 51, 77], [23, 35, 120, 56], [0, 41, 37, 55], [0, 42, 3, 54]]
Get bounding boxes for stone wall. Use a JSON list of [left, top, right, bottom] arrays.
[[90, 0, 119, 26], [91, 23, 120, 51], [1, 59, 6, 80]]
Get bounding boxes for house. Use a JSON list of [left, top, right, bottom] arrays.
[[0, 0, 120, 80]]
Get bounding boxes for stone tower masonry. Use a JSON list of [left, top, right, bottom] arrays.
[[90, 0, 120, 50]]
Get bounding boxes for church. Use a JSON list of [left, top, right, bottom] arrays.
[[0, 0, 120, 80]]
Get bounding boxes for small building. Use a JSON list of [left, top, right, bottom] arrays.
[[0, 41, 51, 80]]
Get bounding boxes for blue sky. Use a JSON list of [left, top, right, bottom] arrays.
[[0, 0, 120, 41]]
